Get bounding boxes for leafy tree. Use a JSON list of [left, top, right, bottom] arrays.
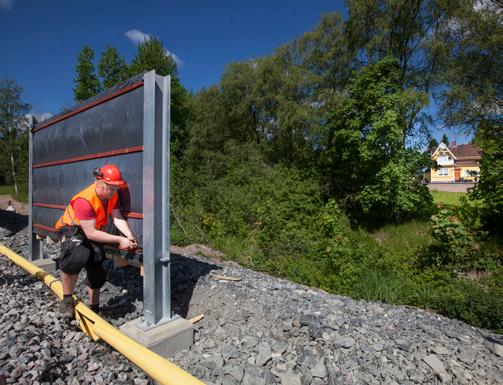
[[187, 52, 319, 169], [219, 55, 317, 167], [73, 45, 101, 102], [470, 121, 503, 237], [343, 0, 454, 144], [219, 61, 261, 146], [98, 45, 129, 89], [323, 57, 431, 224], [185, 86, 228, 167], [130, 37, 189, 157], [344, 0, 442, 90], [290, 12, 353, 93], [0, 79, 30, 195], [432, 0, 502, 129], [431, 1, 502, 236]]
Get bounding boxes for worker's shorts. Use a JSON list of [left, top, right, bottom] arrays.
[[59, 227, 107, 289]]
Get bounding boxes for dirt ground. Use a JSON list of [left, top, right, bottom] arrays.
[[428, 183, 474, 192], [0, 195, 29, 215]]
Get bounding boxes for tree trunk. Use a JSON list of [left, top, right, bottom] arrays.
[[7, 107, 18, 196], [10, 151, 18, 196]]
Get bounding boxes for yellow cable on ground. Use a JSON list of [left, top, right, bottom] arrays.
[[0, 244, 206, 385]]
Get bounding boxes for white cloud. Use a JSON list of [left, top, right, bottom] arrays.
[[125, 28, 183, 67], [125, 29, 151, 45], [0, 0, 12, 10], [165, 49, 183, 67], [38, 112, 53, 122], [26, 113, 52, 124]]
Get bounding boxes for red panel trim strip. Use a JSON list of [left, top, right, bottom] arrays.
[[33, 145, 144, 169], [32, 224, 142, 254], [32, 202, 143, 219], [33, 224, 57, 233], [33, 203, 65, 210], [33, 81, 144, 133], [124, 212, 143, 219]]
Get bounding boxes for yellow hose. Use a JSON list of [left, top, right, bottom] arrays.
[[0, 244, 205, 385]]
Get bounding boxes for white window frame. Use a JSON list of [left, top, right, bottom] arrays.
[[438, 168, 449, 176]]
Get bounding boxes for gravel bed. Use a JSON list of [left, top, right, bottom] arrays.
[[0, 211, 502, 385]]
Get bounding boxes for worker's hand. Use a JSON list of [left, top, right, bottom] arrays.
[[118, 237, 133, 250], [127, 236, 138, 248]]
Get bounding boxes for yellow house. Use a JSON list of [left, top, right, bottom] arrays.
[[430, 142, 481, 183]]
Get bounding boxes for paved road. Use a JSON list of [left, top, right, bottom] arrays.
[[428, 183, 474, 192], [0, 195, 29, 214]]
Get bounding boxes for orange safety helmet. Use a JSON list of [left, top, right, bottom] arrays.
[[93, 164, 126, 186]]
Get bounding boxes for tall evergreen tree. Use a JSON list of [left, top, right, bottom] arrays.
[[441, 133, 449, 145], [73, 45, 101, 102], [428, 137, 439, 153], [0, 79, 30, 195], [98, 45, 129, 89], [130, 36, 177, 77], [130, 37, 189, 156]]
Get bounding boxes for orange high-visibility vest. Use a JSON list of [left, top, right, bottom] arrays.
[[55, 183, 119, 230]]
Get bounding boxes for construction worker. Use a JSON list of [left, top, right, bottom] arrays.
[[55, 164, 137, 318]]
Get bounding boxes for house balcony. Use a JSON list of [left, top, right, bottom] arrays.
[[436, 159, 454, 166]]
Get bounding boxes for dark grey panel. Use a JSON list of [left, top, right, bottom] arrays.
[[35, 73, 145, 129], [33, 87, 143, 165], [33, 206, 63, 230], [32, 152, 143, 212]]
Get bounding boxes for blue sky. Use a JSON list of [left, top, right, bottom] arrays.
[[0, 0, 470, 144]]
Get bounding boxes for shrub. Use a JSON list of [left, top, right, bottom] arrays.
[[425, 207, 475, 266], [357, 160, 433, 225]]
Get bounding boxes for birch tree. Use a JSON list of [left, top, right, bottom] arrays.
[[0, 79, 30, 195]]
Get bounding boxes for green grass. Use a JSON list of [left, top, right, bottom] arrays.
[[369, 220, 432, 252], [0, 185, 28, 203], [431, 191, 466, 207], [0, 185, 15, 196]]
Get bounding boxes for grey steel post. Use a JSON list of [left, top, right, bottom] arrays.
[[159, 74, 171, 319], [142, 70, 172, 327], [28, 115, 42, 261]]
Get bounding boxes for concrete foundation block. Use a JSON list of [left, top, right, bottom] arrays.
[[120, 316, 194, 358], [32, 258, 56, 273]]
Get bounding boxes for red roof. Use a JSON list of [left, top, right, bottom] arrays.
[[449, 144, 481, 159]]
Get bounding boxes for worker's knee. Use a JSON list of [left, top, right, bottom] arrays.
[[85, 264, 107, 289], [59, 241, 91, 275]]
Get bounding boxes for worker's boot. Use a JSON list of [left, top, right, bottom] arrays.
[[90, 304, 100, 314], [59, 295, 75, 319]]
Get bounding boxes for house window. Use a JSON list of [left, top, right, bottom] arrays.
[[464, 169, 479, 177], [438, 168, 449, 176]]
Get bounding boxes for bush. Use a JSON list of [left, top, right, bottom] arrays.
[[469, 122, 503, 238], [421, 207, 475, 266], [357, 160, 433, 224]]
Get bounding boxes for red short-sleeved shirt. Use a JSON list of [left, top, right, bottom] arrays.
[[71, 197, 118, 221]]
